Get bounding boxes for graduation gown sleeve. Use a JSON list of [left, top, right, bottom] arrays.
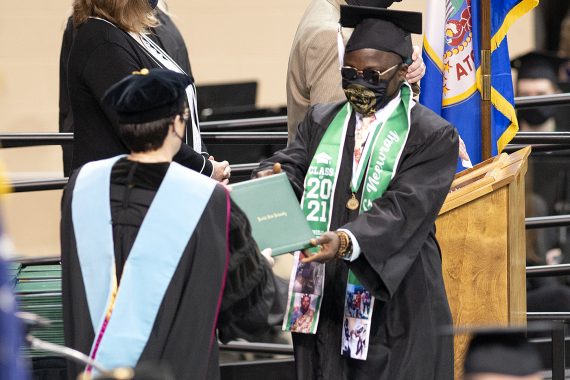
[[61, 172, 96, 380], [217, 200, 278, 343], [345, 119, 458, 301]]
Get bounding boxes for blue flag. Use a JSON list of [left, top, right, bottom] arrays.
[[0, 256, 26, 380], [0, 165, 27, 380], [420, 0, 538, 166]]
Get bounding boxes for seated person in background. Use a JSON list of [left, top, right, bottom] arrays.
[[511, 51, 568, 132], [61, 69, 277, 380], [463, 328, 544, 380], [513, 52, 570, 287]]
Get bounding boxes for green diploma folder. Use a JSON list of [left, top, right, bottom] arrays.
[[230, 173, 314, 256]]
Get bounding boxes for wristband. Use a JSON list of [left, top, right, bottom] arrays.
[[335, 231, 353, 260]]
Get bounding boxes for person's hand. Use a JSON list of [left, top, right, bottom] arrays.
[[256, 163, 282, 178], [210, 156, 231, 183], [458, 136, 471, 163], [546, 248, 563, 265], [406, 45, 426, 84], [301, 232, 339, 264], [260, 248, 275, 267]]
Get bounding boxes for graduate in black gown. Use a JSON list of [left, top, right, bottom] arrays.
[[256, 6, 457, 380], [61, 69, 277, 380]]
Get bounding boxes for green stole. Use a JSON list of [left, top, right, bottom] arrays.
[[282, 84, 413, 361]]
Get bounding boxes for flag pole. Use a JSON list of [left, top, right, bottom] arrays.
[[480, 0, 492, 160]]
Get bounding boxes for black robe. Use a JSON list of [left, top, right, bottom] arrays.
[[61, 159, 276, 380], [256, 101, 458, 380]]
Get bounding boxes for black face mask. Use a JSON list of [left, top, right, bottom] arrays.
[[345, 0, 399, 7], [518, 107, 556, 126], [149, 0, 159, 9], [341, 69, 399, 116]]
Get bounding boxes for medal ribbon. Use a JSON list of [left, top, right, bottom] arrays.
[[283, 85, 413, 361], [350, 117, 383, 195]]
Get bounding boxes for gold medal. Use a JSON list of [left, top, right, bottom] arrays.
[[346, 193, 359, 210]]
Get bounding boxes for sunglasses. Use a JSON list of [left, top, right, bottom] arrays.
[[340, 64, 400, 84]]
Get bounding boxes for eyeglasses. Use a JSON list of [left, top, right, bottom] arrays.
[[340, 64, 400, 84]]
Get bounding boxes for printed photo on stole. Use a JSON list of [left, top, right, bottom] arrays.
[[341, 271, 375, 360], [282, 251, 324, 334]]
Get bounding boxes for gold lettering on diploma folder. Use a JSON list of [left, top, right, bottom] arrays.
[[256, 211, 288, 223]]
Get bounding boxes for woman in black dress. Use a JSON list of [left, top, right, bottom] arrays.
[[67, 0, 230, 181]]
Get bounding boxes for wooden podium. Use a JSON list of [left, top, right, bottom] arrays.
[[436, 147, 530, 379]]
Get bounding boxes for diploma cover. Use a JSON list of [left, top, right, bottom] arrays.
[[231, 173, 314, 256]]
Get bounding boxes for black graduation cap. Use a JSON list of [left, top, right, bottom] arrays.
[[511, 51, 568, 84], [340, 5, 422, 62], [454, 325, 548, 377], [102, 68, 191, 124]]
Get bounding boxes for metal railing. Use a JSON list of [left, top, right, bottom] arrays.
[[8, 163, 260, 193], [528, 313, 570, 322], [514, 93, 570, 109], [525, 318, 569, 380], [219, 341, 293, 355], [0, 133, 72, 148], [526, 264, 570, 278], [0, 91, 569, 148], [10, 178, 68, 193], [510, 132, 570, 145], [526, 215, 570, 229], [15, 130, 570, 151], [0, 131, 289, 148], [200, 116, 287, 132], [202, 132, 287, 145]]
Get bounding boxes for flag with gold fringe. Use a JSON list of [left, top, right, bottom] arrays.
[[420, 0, 538, 166]]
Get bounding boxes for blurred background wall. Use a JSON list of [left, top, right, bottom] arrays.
[[0, 0, 536, 258]]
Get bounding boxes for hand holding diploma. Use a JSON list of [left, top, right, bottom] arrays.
[[301, 232, 340, 264], [231, 170, 315, 256], [260, 248, 275, 267], [256, 163, 282, 178]]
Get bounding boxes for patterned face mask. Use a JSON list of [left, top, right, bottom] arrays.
[[341, 66, 400, 116]]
